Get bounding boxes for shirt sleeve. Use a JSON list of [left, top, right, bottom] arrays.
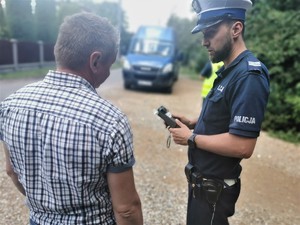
[[0, 102, 4, 141], [106, 114, 135, 173], [200, 62, 212, 78], [229, 72, 270, 138]]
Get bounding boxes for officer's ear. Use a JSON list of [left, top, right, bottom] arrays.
[[231, 21, 243, 39]]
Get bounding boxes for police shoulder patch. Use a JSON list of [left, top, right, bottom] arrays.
[[247, 60, 262, 74], [248, 61, 261, 67]]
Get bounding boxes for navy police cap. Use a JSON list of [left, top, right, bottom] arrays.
[[191, 0, 253, 34]]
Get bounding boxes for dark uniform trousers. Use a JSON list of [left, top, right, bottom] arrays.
[[186, 179, 241, 225]]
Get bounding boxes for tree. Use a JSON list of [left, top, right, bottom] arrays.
[[0, 1, 9, 38], [35, 0, 57, 43], [6, 0, 35, 40], [94, 1, 131, 55], [167, 14, 208, 72], [246, 0, 300, 141], [56, 1, 85, 27]]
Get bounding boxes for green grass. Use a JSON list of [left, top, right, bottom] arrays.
[[0, 66, 55, 79], [180, 66, 199, 79], [0, 62, 190, 80], [0, 61, 122, 80]]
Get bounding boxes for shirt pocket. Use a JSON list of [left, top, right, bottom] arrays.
[[203, 92, 227, 124], [208, 92, 223, 103]]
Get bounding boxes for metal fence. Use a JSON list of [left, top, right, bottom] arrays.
[[0, 39, 55, 72]]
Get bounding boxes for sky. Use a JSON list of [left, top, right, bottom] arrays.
[[118, 0, 195, 32]]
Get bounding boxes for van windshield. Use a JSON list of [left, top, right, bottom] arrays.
[[130, 39, 173, 57]]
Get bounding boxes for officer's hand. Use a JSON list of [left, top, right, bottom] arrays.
[[171, 114, 194, 129], [169, 119, 193, 146]]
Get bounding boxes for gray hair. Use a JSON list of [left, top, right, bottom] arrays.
[[54, 12, 120, 70]]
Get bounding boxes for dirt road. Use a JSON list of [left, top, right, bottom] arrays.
[[0, 72, 299, 224]]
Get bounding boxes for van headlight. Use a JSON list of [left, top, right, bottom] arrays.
[[123, 59, 131, 70], [162, 63, 173, 74]]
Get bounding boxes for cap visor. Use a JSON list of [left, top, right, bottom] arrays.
[[191, 19, 224, 34]]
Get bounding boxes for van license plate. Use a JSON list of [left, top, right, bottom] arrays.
[[138, 80, 152, 86]]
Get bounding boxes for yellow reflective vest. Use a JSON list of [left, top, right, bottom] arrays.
[[201, 61, 224, 98]]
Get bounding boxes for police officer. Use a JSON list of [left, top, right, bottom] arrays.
[[169, 0, 270, 224]]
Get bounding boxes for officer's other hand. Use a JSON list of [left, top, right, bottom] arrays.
[[172, 113, 194, 129], [172, 114, 188, 125], [169, 119, 192, 146]]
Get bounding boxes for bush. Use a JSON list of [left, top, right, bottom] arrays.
[[246, 1, 300, 143]]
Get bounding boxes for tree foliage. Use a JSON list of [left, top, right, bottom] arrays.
[[167, 14, 209, 72], [56, 1, 84, 27], [1, 0, 131, 53], [35, 0, 57, 43], [246, 0, 300, 141], [91, 1, 131, 55], [6, 0, 35, 40], [0, 2, 9, 38]]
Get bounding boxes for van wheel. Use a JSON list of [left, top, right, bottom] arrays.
[[124, 82, 131, 90], [165, 85, 173, 94]]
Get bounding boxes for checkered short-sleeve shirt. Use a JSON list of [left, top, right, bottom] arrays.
[[0, 71, 135, 225]]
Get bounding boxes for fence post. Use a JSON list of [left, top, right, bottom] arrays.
[[11, 38, 18, 71], [38, 40, 44, 67]]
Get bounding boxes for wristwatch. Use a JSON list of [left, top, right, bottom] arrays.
[[188, 134, 197, 149]]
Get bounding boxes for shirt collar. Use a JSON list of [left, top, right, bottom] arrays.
[[216, 50, 251, 78], [44, 70, 97, 94]]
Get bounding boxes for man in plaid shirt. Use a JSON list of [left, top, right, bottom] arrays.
[[0, 12, 143, 225]]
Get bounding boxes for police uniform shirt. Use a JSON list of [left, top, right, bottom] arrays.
[[190, 50, 270, 179]]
